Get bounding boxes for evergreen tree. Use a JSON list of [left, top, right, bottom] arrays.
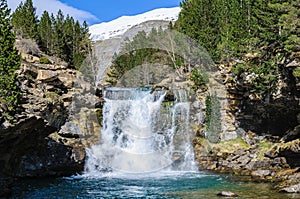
[[38, 9, 91, 68], [0, 0, 21, 113], [38, 11, 52, 54], [52, 9, 65, 57], [62, 14, 74, 63], [274, 0, 300, 52], [73, 21, 90, 69], [11, 0, 38, 40], [175, 0, 222, 61]]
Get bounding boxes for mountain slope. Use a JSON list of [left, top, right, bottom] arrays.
[[89, 7, 181, 41]]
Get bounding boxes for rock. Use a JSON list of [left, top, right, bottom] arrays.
[[236, 154, 251, 165], [0, 116, 85, 178], [251, 170, 271, 178], [280, 183, 300, 193], [281, 125, 300, 142], [221, 131, 238, 140], [217, 191, 238, 197], [286, 60, 300, 68], [37, 69, 58, 82], [277, 139, 300, 168], [233, 149, 247, 156], [16, 138, 85, 177]]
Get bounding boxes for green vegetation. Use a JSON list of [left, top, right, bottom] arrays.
[[215, 137, 250, 154], [176, 0, 299, 62], [0, 0, 21, 114], [106, 28, 185, 85], [193, 137, 250, 155], [293, 68, 300, 78], [189, 68, 208, 91], [11, 0, 91, 69], [39, 56, 51, 64], [205, 94, 221, 143], [176, 0, 300, 98], [11, 0, 38, 40]]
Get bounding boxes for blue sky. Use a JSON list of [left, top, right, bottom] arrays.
[[60, 0, 182, 22], [8, 0, 182, 25]]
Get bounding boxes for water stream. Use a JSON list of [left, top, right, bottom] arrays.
[[11, 87, 296, 198], [85, 87, 197, 176]]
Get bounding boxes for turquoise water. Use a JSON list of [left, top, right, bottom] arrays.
[[12, 171, 295, 199]]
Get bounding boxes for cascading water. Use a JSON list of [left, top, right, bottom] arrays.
[[84, 87, 197, 176]]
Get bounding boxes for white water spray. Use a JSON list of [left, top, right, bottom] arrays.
[[84, 87, 197, 175]]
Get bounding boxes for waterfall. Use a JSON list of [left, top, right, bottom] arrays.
[[84, 87, 197, 175]]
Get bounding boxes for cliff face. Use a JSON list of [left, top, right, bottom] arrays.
[[0, 39, 101, 178], [223, 50, 300, 137], [192, 43, 300, 192]]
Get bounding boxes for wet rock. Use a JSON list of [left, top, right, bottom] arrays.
[[16, 138, 85, 177], [280, 183, 300, 193], [217, 191, 238, 197]]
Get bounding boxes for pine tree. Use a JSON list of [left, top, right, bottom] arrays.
[[0, 0, 21, 113], [175, 0, 222, 61], [52, 9, 65, 57], [38, 11, 52, 54], [36, 9, 91, 68], [11, 0, 38, 40], [274, 0, 300, 52], [62, 15, 74, 63]]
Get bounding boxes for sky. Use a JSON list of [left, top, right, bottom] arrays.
[[7, 0, 182, 25]]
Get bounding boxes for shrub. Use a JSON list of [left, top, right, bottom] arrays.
[[190, 68, 209, 90]]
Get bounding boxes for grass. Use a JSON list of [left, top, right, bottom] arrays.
[[194, 137, 250, 156], [213, 137, 250, 154]]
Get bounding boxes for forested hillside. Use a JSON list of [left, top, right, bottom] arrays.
[[175, 0, 300, 95], [11, 0, 90, 69], [0, 0, 91, 117], [176, 0, 300, 135]]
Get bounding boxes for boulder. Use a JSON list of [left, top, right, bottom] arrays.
[[251, 170, 271, 178], [37, 69, 58, 82], [280, 183, 300, 193], [217, 191, 238, 197]]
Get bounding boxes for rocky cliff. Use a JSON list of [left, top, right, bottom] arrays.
[[192, 43, 300, 193], [0, 39, 101, 181]]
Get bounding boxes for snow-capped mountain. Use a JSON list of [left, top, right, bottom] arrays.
[[89, 7, 181, 41]]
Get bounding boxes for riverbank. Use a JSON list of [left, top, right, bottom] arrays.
[[193, 129, 300, 193]]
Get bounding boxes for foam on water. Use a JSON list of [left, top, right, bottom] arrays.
[[84, 87, 197, 177]]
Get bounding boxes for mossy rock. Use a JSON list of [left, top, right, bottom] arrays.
[[39, 56, 52, 64], [256, 141, 272, 160], [213, 137, 250, 154]]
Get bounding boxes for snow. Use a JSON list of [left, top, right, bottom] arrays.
[[89, 7, 181, 41]]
